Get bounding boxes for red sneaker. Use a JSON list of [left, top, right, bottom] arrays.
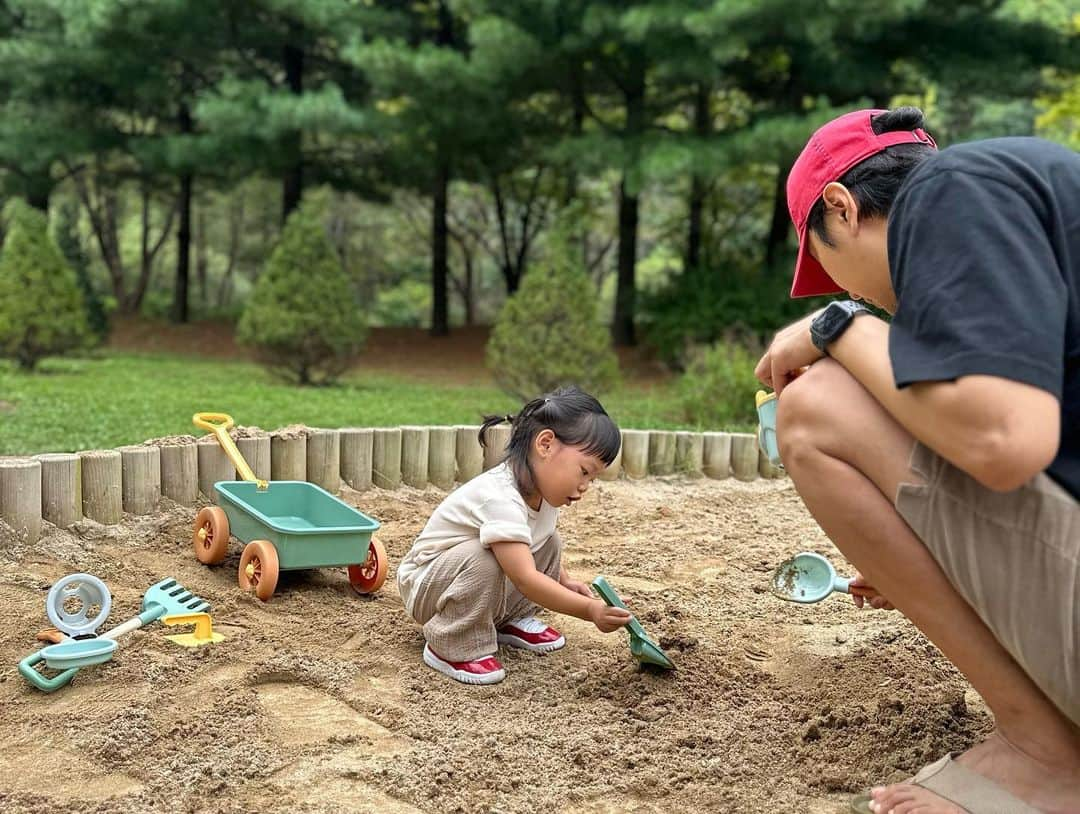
[[423, 644, 506, 685], [497, 617, 566, 653]]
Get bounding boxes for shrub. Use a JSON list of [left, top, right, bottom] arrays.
[[677, 340, 762, 431], [237, 203, 367, 385], [486, 246, 619, 401], [0, 200, 89, 370], [639, 263, 831, 369]]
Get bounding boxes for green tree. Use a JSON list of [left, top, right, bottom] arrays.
[[54, 201, 108, 344], [237, 202, 367, 385], [0, 200, 89, 369], [486, 241, 619, 401]]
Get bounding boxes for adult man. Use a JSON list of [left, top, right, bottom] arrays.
[[757, 107, 1079, 813]]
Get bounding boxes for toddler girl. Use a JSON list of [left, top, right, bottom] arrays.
[[396, 385, 632, 684]]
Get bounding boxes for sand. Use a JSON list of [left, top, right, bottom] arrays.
[[0, 476, 989, 814]]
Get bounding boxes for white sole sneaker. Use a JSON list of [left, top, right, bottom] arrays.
[[496, 631, 566, 653], [423, 644, 506, 685]]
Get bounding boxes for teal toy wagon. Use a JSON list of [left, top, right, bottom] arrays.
[[191, 413, 387, 602]]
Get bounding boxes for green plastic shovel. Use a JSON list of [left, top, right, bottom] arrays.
[[591, 576, 675, 670]]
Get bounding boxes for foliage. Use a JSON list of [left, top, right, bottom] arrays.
[[372, 279, 432, 328], [0, 200, 89, 370], [677, 341, 762, 430], [54, 202, 109, 344], [486, 242, 619, 401], [237, 203, 367, 385], [639, 263, 831, 368]]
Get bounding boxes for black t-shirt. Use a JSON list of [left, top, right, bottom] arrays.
[[888, 137, 1080, 499]]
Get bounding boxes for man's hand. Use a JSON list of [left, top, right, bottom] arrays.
[[755, 311, 825, 394], [850, 573, 896, 611]]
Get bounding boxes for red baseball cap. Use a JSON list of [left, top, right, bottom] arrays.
[[787, 109, 936, 298]]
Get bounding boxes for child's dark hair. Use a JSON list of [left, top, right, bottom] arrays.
[[479, 385, 621, 496], [806, 107, 936, 247]]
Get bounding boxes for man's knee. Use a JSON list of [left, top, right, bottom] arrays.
[[776, 359, 853, 470]]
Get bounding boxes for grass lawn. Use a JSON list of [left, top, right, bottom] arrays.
[[0, 351, 717, 455]]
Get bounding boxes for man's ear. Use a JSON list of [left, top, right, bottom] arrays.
[[822, 182, 860, 234]]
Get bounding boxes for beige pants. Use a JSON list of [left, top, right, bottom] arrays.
[[408, 532, 563, 662], [896, 442, 1080, 725]]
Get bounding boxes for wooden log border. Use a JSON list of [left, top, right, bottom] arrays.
[[12, 425, 784, 533]]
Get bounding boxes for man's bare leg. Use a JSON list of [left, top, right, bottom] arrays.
[[777, 360, 1080, 812]]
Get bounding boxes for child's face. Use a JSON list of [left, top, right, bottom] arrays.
[[531, 430, 607, 507]]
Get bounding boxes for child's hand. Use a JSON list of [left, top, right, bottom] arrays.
[[588, 600, 632, 633], [560, 577, 593, 599], [850, 573, 895, 611]]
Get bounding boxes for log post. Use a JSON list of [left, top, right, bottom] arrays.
[[427, 427, 457, 490], [621, 430, 649, 480], [236, 436, 271, 482], [197, 437, 235, 501], [648, 431, 676, 476], [159, 442, 199, 505], [482, 423, 512, 471], [79, 450, 123, 524], [35, 453, 81, 528], [455, 425, 483, 483], [0, 457, 42, 543], [401, 426, 430, 488], [372, 428, 402, 490], [674, 432, 704, 478], [598, 442, 623, 481], [703, 432, 732, 480], [270, 432, 307, 481], [119, 445, 161, 515], [730, 433, 759, 481], [306, 429, 341, 493], [340, 428, 374, 491]]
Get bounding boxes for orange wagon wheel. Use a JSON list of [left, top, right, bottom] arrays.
[[348, 538, 388, 595], [193, 507, 230, 564], [238, 539, 279, 602]]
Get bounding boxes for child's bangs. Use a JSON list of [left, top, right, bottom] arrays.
[[559, 412, 621, 465]]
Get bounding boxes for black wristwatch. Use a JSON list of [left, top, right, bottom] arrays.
[[810, 300, 872, 355]]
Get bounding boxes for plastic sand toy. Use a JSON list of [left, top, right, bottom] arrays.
[[770, 552, 878, 604], [591, 576, 675, 670], [192, 412, 388, 601]]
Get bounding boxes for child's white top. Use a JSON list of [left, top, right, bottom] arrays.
[[397, 462, 559, 616]]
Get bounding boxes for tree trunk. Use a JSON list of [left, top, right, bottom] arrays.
[[217, 192, 245, 308], [173, 100, 193, 323], [26, 172, 51, 213], [131, 185, 177, 312], [613, 52, 646, 348], [430, 159, 450, 337], [564, 60, 586, 205], [685, 82, 711, 273], [613, 178, 639, 347], [764, 156, 794, 273], [196, 208, 208, 307], [174, 173, 192, 322], [282, 36, 304, 224]]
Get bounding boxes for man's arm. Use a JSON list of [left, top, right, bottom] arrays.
[[831, 315, 1060, 492]]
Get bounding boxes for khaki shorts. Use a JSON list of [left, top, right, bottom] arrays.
[[896, 442, 1080, 725]]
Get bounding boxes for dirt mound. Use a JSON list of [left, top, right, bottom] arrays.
[[0, 477, 988, 813]]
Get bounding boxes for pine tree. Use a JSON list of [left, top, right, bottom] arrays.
[[0, 201, 89, 370], [237, 202, 367, 385], [486, 239, 619, 401]]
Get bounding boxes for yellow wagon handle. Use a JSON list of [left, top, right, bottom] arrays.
[[192, 412, 269, 490]]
